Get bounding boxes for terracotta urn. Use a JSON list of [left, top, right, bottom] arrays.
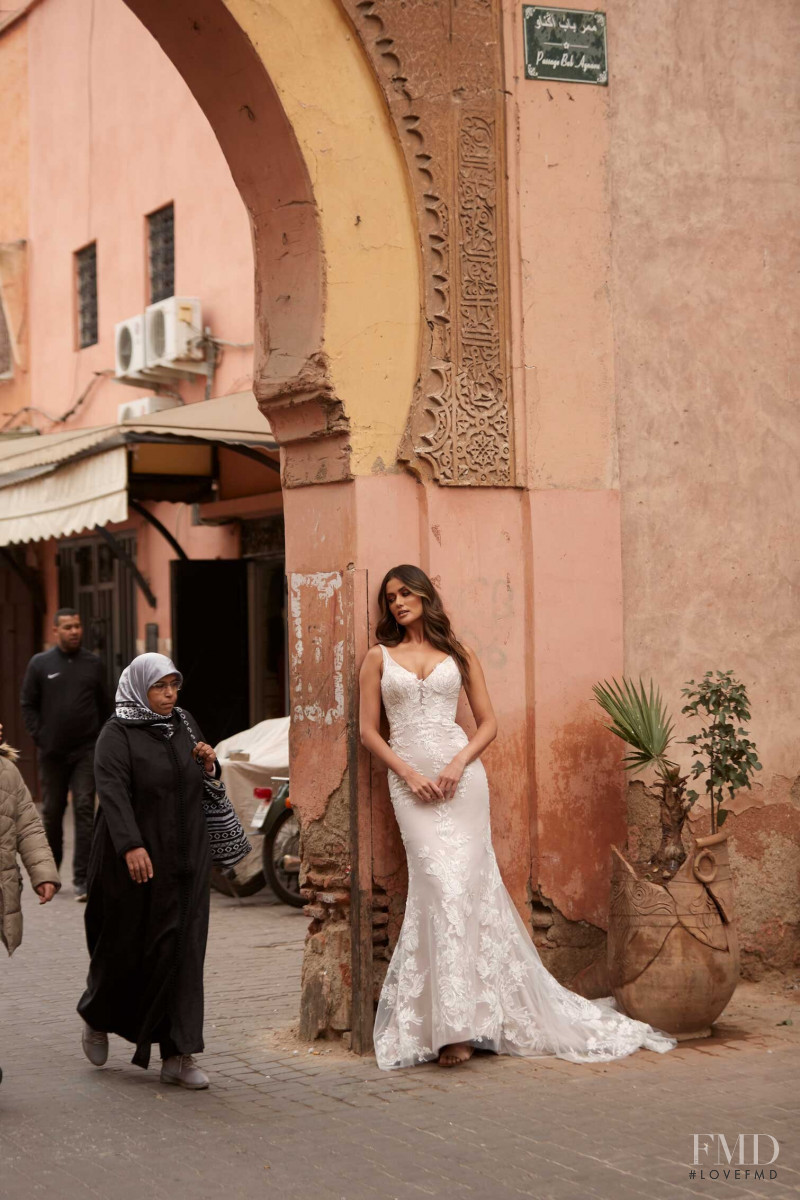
[[607, 831, 739, 1038]]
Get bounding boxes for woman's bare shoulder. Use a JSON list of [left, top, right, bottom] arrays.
[[459, 643, 486, 681], [362, 644, 384, 669]]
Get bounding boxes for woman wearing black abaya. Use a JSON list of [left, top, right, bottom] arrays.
[[77, 653, 220, 1089]]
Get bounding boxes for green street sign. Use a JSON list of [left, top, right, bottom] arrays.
[[523, 7, 608, 86]]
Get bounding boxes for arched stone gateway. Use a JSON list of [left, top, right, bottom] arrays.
[[124, 0, 425, 1051], [124, 0, 634, 1052], [124, 0, 421, 478]]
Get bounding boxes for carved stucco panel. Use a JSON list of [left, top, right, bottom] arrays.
[[343, 0, 514, 486]]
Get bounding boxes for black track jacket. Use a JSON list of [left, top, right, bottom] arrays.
[[20, 647, 111, 759]]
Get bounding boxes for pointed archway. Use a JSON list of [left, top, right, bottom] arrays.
[[124, 0, 421, 1049]]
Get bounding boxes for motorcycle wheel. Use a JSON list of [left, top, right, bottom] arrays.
[[263, 807, 304, 907]]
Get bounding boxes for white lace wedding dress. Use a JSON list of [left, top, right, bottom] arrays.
[[373, 644, 678, 1070]]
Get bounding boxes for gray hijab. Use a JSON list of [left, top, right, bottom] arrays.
[[115, 653, 183, 721]]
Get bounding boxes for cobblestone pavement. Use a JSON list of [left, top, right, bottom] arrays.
[[2, 864, 799, 1200]]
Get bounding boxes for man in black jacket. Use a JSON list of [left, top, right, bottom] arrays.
[[20, 609, 111, 901]]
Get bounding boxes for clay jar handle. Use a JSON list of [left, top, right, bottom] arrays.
[[693, 848, 718, 884]]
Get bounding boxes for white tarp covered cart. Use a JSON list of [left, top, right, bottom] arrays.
[[214, 716, 290, 892]]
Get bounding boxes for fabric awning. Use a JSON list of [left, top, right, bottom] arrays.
[[0, 391, 276, 546], [0, 447, 128, 546]]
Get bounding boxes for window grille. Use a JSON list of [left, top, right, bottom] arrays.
[[75, 243, 98, 349], [148, 204, 174, 304]]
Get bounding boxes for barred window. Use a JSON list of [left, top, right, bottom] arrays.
[[75, 243, 98, 349], [148, 203, 174, 304]]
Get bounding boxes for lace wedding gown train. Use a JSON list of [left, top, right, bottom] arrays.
[[373, 644, 678, 1070]]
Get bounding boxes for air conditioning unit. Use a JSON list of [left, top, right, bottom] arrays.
[[145, 296, 206, 374], [114, 315, 147, 378], [117, 395, 182, 424]]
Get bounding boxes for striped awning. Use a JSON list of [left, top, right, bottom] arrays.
[[0, 392, 277, 546]]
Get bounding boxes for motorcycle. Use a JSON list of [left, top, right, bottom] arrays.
[[249, 777, 304, 907]]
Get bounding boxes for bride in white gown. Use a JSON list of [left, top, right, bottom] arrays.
[[359, 564, 677, 1070]]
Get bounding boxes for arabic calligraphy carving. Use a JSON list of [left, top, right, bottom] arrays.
[[345, 0, 514, 486], [454, 114, 510, 484]]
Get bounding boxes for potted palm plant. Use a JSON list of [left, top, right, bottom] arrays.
[[592, 678, 689, 882], [590, 673, 760, 1039]]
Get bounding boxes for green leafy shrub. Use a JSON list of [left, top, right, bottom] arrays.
[[681, 671, 762, 833]]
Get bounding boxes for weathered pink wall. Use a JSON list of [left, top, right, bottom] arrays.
[[527, 490, 625, 926], [608, 1, 800, 974], [497, 0, 799, 976], [0, 18, 28, 243], [26, 0, 255, 431], [0, 17, 30, 418], [501, 0, 626, 938]]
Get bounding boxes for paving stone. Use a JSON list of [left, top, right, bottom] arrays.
[[2, 835, 800, 1200]]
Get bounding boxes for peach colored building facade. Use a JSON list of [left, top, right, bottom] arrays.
[[1, 0, 285, 763], [1, 0, 797, 1048], [24, 0, 259, 642]]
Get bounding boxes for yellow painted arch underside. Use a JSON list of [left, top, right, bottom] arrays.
[[225, 0, 421, 474]]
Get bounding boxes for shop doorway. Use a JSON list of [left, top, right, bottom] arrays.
[[0, 549, 42, 792], [242, 515, 288, 724], [171, 559, 250, 745], [171, 548, 287, 746], [58, 533, 138, 698]]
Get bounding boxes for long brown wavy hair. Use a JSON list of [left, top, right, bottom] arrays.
[[375, 564, 471, 687]]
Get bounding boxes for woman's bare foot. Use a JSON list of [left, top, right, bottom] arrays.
[[437, 1042, 474, 1067]]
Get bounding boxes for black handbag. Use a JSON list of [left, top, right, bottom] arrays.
[[177, 709, 252, 869]]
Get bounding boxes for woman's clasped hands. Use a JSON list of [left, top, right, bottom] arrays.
[[402, 753, 466, 803]]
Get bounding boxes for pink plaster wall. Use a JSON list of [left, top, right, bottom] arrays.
[[608, 0, 800, 789], [0, 19, 28, 242], [528, 489, 625, 927], [607, 0, 800, 971], [0, 17, 30, 418], [499, 0, 798, 967], [502, 0, 617, 492], [26, 0, 255, 431], [501, 0, 626, 929]]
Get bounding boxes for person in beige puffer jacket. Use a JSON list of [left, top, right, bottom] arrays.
[[1, 734, 60, 1087], [1, 735, 60, 961]]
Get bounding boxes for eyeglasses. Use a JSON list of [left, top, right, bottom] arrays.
[[150, 681, 181, 693]]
